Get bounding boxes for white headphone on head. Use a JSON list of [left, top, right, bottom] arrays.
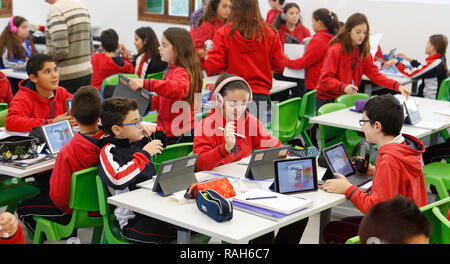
[[210, 76, 253, 108]]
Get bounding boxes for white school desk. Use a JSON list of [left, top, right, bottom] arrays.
[[0, 68, 28, 80], [204, 75, 297, 95], [309, 97, 450, 141], [107, 159, 356, 244], [361, 73, 416, 96]]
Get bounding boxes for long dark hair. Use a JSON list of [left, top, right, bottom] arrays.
[[227, 0, 272, 41], [135, 27, 162, 63], [312, 8, 339, 35], [429, 34, 448, 74], [0, 16, 37, 60], [330, 13, 371, 58]]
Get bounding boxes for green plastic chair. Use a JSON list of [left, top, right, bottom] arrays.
[[95, 176, 131, 244], [0, 102, 7, 112], [345, 235, 360, 244], [269, 97, 302, 144], [100, 73, 139, 99], [317, 103, 361, 154], [423, 162, 450, 201], [32, 166, 103, 244], [0, 180, 40, 213], [437, 77, 450, 141], [142, 111, 158, 123], [0, 109, 7, 127], [153, 142, 194, 172], [336, 93, 370, 107], [296, 90, 316, 147], [146, 71, 165, 80]]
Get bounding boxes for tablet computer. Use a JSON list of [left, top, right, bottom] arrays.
[[244, 146, 289, 181], [41, 120, 74, 155], [273, 157, 318, 194], [404, 97, 421, 125], [112, 74, 152, 116]]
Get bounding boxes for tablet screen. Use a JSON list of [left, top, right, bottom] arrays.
[[275, 158, 317, 193], [42, 120, 74, 154], [404, 97, 421, 125], [323, 144, 355, 176]]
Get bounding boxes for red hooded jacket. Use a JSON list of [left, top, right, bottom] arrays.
[[287, 30, 334, 90], [0, 71, 12, 104], [91, 53, 135, 90], [5, 79, 73, 132], [193, 109, 282, 171], [345, 134, 427, 214], [205, 22, 287, 96], [317, 42, 400, 100], [278, 23, 311, 45]]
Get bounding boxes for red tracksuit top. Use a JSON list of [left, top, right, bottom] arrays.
[[277, 23, 311, 45], [194, 17, 226, 69], [345, 134, 427, 214], [266, 8, 280, 25], [205, 22, 287, 96], [193, 109, 282, 171], [143, 64, 196, 137], [0, 72, 12, 104], [287, 30, 334, 90], [316, 42, 400, 100], [91, 53, 135, 90], [5, 79, 73, 132]]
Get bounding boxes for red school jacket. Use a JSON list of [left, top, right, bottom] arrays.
[[205, 22, 287, 96], [278, 23, 311, 45], [5, 79, 73, 132], [0, 71, 12, 104], [144, 64, 196, 137], [316, 42, 400, 101], [90, 53, 135, 90], [287, 30, 334, 90]]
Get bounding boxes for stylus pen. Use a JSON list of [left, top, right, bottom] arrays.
[[246, 196, 278, 200], [218, 127, 246, 138]]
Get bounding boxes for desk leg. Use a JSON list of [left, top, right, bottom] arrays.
[[430, 132, 438, 146], [177, 228, 191, 244], [319, 209, 331, 244], [364, 82, 372, 96]]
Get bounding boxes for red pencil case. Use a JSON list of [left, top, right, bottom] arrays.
[[184, 177, 236, 199]]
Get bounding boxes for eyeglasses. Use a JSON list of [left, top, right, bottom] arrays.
[[118, 117, 143, 129], [359, 119, 374, 126]]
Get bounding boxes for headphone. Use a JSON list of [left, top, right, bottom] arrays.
[[9, 16, 18, 33], [280, 10, 287, 21], [351, 139, 370, 173], [210, 76, 253, 108]]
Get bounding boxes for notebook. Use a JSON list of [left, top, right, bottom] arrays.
[[232, 189, 312, 215], [0, 154, 54, 170]]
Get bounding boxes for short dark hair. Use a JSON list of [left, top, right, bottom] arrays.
[[100, 29, 119, 53], [101, 97, 139, 136], [72, 86, 102, 126], [26, 53, 56, 76], [363, 94, 404, 137], [359, 195, 431, 244]]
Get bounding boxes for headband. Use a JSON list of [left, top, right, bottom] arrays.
[[210, 76, 253, 107]]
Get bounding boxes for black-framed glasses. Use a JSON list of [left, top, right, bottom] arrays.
[[118, 117, 143, 129], [359, 119, 374, 126]]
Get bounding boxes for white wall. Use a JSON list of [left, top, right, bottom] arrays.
[[2, 0, 449, 62]]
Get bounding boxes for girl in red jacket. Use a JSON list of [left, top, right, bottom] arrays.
[[193, 0, 231, 65], [316, 13, 410, 111], [129, 28, 203, 145], [286, 8, 339, 91], [205, 0, 287, 122], [194, 73, 309, 244], [273, 3, 310, 46]]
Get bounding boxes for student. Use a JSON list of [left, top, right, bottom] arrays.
[[98, 97, 177, 244], [193, 0, 231, 64], [205, 0, 287, 122], [359, 195, 430, 244], [0, 16, 37, 70], [316, 13, 410, 111], [90, 29, 134, 90], [273, 3, 310, 46], [0, 71, 13, 104], [129, 27, 203, 145], [16, 86, 106, 234], [266, 0, 285, 25], [320, 94, 428, 243], [286, 8, 339, 92], [0, 212, 25, 244], [384, 34, 448, 99], [5, 53, 75, 132], [193, 73, 308, 244]]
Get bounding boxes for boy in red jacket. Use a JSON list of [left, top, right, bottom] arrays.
[[320, 94, 427, 243], [5, 54, 75, 132], [90, 29, 134, 90], [16, 86, 106, 235]]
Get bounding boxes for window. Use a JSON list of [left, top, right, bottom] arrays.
[[0, 0, 12, 18], [138, 0, 203, 25]]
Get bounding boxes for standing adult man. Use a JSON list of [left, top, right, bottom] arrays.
[[45, 0, 93, 94]]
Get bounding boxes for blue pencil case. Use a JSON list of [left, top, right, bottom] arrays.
[[196, 189, 233, 222]]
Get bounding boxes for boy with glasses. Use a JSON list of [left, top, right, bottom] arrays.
[[98, 97, 176, 243], [320, 94, 428, 243]]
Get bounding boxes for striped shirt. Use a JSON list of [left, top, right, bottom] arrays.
[[46, 0, 93, 81]]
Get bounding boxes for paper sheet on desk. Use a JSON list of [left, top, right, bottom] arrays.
[[283, 44, 304, 79], [434, 107, 450, 117]]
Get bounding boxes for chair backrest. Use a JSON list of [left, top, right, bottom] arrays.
[[336, 93, 369, 107], [420, 197, 450, 244], [100, 73, 139, 99], [146, 71, 165, 80], [95, 176, 109, 217], [318, 103, 349, 149], [0, 102, 7, 112], [0, 109, 7, 127], [271, 97, 302, 143], [297, 89, 316, 133], [437, 77, 450, 101], [154, 142, 194, 172], [69, 166, 100, 212]]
